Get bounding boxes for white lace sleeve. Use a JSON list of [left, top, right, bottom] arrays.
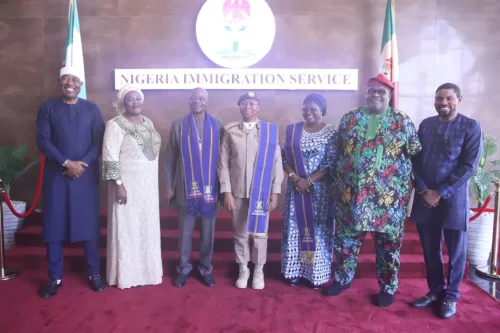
[[102, 119, 125, 181]]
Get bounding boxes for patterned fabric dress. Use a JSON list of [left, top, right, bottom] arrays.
[[102, 115, 163, 289], [333, 107, 421, 293], [281, 124, 337, 286]]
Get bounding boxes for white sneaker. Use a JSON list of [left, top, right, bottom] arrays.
[[252, 267, 265, 290], [236, 264, 250, 289]]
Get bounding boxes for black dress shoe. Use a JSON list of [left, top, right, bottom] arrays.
[[39, 280, 62, 299], [411, 292, 438, 308], [174, 273, 189, 287], [378, 292, 395, 308], [439, 298, 457, 319], [288, 277, 300, 287], [89, 275, 105, 292], [202, 274, 215, 287], [322, 282, 350, 297]]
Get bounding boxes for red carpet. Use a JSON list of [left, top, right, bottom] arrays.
[[0, 263, 498, 333], [1, 211, 498, 332]]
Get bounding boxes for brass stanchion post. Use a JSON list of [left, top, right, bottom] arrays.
[[475, 181, 500, 281], [0, 178, 20, 280]]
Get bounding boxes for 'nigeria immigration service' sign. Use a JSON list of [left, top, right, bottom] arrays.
[[114, 0, 358, 91]]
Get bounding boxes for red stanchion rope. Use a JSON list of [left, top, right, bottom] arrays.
[[2, 155, 45, 218], [469, 195, 494, 222]]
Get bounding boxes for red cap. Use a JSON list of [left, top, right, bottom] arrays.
[[367, 74, 394, 90]]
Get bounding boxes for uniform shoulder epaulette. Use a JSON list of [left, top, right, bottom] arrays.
[[223, 121, 239, 130]]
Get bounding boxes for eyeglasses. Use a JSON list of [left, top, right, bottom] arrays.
[[301, 107, 321, 113], [366, 88, 390, 96]]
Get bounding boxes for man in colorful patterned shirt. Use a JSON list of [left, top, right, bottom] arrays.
[[410, 83, 482, 319], [323, 74, 422, 307]]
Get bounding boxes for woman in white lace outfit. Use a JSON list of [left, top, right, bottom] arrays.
[[102, 84, 163, 289]]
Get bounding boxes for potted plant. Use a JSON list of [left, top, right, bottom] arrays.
[[467, 134, 500, 266], [0, 144, 39, 250]]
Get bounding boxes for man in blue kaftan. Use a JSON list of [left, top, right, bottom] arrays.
[[36, 66, 105, 298], [410, 83, 483, 319]]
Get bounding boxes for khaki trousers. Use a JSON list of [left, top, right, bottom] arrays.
[[232, 198, 269, 265]]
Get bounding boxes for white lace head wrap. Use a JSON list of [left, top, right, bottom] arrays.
[[114, 84, 145, 114]]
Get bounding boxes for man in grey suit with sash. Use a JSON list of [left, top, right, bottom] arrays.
[[164, 87, 224, 287]]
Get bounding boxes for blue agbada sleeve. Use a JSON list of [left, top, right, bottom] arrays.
[[36, 103, 67, 166], [80, 104, 105, 166], [438, 121, 483, 199]]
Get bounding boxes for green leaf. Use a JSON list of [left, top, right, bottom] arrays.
[[490, 170, 500, 181], [471, 180, 481, 202], [0, 143, 38, 196], [3, 183, 11, 197], [474, 168, 492, 193], [10, 144, 27, 161], [483, 134, 498, 159], [471, 133, 500, 202], [9, 159, 39, 190]]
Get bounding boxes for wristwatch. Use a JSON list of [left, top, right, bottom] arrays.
[[115, 179, 123, 186], [288, 172, 295, 177]]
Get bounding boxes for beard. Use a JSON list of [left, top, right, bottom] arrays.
[[436, 106, 453, 118]]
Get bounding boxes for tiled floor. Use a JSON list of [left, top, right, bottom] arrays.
[[468, 264, 500, 301]]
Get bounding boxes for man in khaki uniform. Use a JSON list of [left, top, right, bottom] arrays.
[[218, 92, 284, 290]]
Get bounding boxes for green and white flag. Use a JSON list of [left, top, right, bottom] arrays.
[[380, 0, 398, 108], [62, 0, 86, 99]]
